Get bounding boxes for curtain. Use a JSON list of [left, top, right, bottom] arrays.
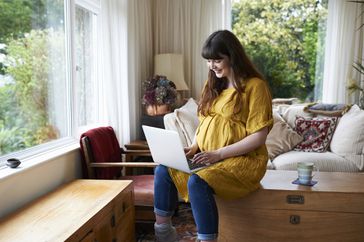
[[349, 3, 364, 106], [322, 0, 363, 104], [154, 0, 231, 99], [99, 0, 154, 142], [98, 0, 230, 142], [126, 0, 154, 141], [98, 0, 131, 144]]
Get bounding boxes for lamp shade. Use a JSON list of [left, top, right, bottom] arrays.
[[154, 53, 189, 90]]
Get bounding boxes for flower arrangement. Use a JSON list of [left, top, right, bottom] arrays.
[[142, 75, 177, 106]]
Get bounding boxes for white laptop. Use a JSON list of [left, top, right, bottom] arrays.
[[142, 125, 208, 173]]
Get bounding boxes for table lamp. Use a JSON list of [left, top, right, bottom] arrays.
[[154, 53, 189, 107]]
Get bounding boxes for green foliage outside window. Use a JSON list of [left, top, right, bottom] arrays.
[[0, 30, 60, 155], [0, 0, 64, 156], [232, 0, 328, 101]]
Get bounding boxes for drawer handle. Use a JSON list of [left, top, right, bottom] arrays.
[[121, 202, 126, 213], [286, 195, 304, 204], [110, 214, 115, 227], [290, 215, 300, 225]]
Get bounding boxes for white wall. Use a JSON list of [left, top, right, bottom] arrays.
[[0, 149, 82, 218]]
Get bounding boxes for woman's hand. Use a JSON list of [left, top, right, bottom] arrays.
[[184, 143, 199, 159], [192, 150, 221, 165]]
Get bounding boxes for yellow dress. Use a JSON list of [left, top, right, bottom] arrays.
[[169, 78, 273, 201]]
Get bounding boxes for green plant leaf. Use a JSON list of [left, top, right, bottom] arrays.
[[353, 61, 364, 75]]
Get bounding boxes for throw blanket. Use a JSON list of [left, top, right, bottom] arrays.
[[80, 126, 121, 179]]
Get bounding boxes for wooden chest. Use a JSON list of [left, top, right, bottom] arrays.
[[216, 170, 364, 242], [0, 180, 135, 242]]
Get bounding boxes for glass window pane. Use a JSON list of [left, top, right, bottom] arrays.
[[75, 6, 98, 127], [0, 0, 68, 157], [232, 0, 328, 102]]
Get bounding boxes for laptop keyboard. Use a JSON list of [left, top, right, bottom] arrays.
[[187, 159, 207, 171]]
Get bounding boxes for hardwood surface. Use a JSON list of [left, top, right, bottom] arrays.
[[216, 170, 364, 242], [124, 140, 149, 150], [0, 180, 135, 242], [260, 170, 364, 193]]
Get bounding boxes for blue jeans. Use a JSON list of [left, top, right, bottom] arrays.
[[154, 165, 218, 241]]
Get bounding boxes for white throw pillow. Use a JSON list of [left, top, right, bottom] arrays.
[[330, 105, 364, 170], [179, 98, 198, 113], [266, 111, 303, 160], [282, 104, 314, 128], [174, 98, 199, 147]]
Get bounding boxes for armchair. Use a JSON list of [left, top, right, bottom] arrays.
[[79, 126, 157, 222]]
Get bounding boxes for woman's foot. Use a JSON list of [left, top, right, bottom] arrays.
[[154, 222, 178, 242]]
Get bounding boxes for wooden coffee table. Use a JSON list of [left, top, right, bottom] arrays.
[[216, 170, 364, 242]]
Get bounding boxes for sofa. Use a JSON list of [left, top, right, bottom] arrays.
[[164, 98, 364, 173]]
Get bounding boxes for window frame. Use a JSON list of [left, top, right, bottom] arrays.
[[0, 0, 101, 170], [73, 2, 101, 131]]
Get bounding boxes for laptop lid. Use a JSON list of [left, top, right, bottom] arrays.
[[142, 125, 192, 173]]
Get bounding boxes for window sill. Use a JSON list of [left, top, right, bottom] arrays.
[[0, 139, 80, 181]]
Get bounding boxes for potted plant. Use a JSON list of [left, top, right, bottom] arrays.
[[142, 75, 177, 116], [348, 61, 364, 108]]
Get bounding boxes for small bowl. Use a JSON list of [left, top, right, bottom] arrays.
[[6, 158, 21, 168]]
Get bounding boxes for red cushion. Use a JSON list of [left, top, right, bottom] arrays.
[[80, 126, 122, 179], [294, 116, 338, 152], [122, 175, 154, 206]]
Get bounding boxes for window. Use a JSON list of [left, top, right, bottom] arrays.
[[0, 0, 68, 159], [0, 0, 100, 166], [74, 2, 100, 127], [232, 0, 328, 102]]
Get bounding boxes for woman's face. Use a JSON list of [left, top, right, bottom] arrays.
[[207, 55, 231, 79]]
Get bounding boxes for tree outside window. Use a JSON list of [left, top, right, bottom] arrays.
[[232, 0, 328, 101], [0, 0, 67, 156]]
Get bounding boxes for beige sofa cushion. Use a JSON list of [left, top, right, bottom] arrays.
[[266, 111, 303, 160], [330, 105, 364, 170], [163, 98, 198, 147], [272, 150, 360, 172], [174, 98, 199, 147], [164, 112, 188, 146], [282, 104, 314, 128]]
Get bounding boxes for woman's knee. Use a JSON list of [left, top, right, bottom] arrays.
[[187, 174, 204, 191], [154, 165, 169, 178]]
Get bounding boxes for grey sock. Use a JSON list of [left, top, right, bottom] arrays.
[[154, 222, 178, 242]]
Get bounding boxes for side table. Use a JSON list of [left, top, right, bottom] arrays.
[[124, 140, 151, 162], [124, 140, 153, 175]]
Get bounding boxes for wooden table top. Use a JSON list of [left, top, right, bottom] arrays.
[[124, 139, 149, 150], [0, 180, 133, 242], [262, 170, 364, 193]]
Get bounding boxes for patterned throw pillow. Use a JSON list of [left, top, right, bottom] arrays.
[[294, 116, 338, 152]]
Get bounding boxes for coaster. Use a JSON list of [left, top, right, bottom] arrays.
[[292, 178, 318, 186]]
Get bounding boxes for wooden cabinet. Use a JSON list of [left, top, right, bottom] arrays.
[[0, 180, 135, 242], [216, 171, 364, 242]]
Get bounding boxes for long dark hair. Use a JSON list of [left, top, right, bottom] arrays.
[[199, 30, 265, 116]]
